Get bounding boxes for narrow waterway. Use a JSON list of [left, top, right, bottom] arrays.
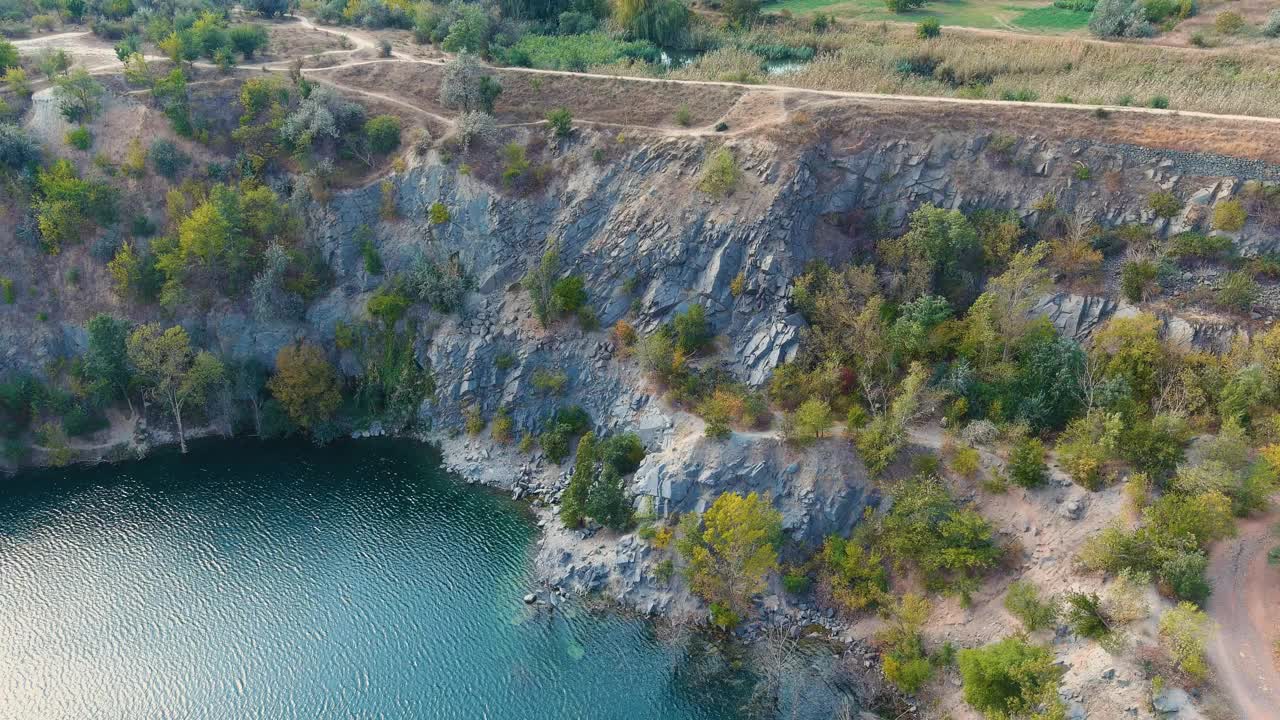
[[0, 439, 775, 719]]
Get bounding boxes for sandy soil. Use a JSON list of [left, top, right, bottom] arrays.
[[1207, 506, 1280, 720]]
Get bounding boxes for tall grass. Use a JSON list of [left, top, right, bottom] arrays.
[[589, 22, 1280, 118]]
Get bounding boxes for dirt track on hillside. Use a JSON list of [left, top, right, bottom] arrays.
[[1207, 508, 1280, 720]]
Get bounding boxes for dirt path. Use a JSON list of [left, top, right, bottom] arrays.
[[16, 18, 1280, 129], [1207, 507, 1280, 720]]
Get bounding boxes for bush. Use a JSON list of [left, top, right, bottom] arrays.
[[674, 104, 692, 127], [1158, 602, 1212, 681], [1148, 95, 1169, 109], [1147, 191, 1182, 218], [1064, 591, 1111, 639], [1213, 199, 1246, 231], [698, 147, 740, 197], [148, 139, 189, 179], [550, 276, 587, 315], [958, 638, 1062, 717], [1004, 581, 1059, 631], [0, 277, 13, 304], [885, 0, 927, 11], [951, 446, 981, 478], [1007, 438, 1048, 488], [672, 304, 713, 354], [428, 202, 450, 224], [916, 17, 941, 38], [1120, 259, 1159, 302], [819, 536, 887, 613], [365, 115, 402, 155], [1158, 550, 1212, 606], [1214, 11, 1244, 34], [1166, 231, 1231, 262], [65, 126, 92, 150], [545, 107, 572, 138], [532, 368, 569, 395], [1089, 0, 1153, 37], [1218, 271, 1258, 313], [1264, 9, 1280, 37]]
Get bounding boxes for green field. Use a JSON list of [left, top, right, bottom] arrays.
[[764, 0, 1091, 33]]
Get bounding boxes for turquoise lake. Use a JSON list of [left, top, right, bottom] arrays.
[[0, 439, 784, 719]]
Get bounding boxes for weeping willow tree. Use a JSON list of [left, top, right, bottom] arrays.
[[613, 0, 690, 46]]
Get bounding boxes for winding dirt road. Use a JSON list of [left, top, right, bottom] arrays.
[[1207, 508, 1280, 720], [14, 15, 1280, 130]]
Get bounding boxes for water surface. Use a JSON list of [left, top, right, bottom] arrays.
[[0, 439, 757, 720]]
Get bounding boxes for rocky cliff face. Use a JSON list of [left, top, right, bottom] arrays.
[[5, 94, 1280, 613]]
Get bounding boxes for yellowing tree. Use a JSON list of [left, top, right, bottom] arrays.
[[127, 323, 225, 453], [677, 491, 782, 620], [268, 342, 342, 429]]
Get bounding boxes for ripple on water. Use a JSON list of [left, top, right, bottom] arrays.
[[0, 439, 753, 720]]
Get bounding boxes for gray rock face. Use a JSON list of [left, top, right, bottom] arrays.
[[632, 432, 872, 548]]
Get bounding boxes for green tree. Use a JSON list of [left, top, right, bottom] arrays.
[[677, 492, 782, 616], [819, 536, 887, 613], [0, 40, 17, 70], [879, 593, 934, 693], [268, 343, 343, 431], [127, 324, 225, 453], [524, 239, 560, 327], [545, 107, 573, 138], [1004, 581, 1059, 632], [880, 474, 1000, 598], [958, 637, 1063, 718], [1007, 438, 1048, 488], [789, 397, 832, 443], [561, 431, 597, 527], [83, 314, 135, 415], [1158, 602, 1213, 680], [365, 114, 402, 154], [53, 67, 105, 123], [229, 25, 268, 60]]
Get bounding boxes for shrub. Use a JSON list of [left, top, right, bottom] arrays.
[[1120, 259, 1159, 302], [1148, 191, 1181, 218], [819, 536, 887, 613], [365, 114, 402, 155], [787, 398, 832, 443], [1214, 11, 1244, 35], [550, 276, 587, 315], [1158, 602, 1213, 681], [885, 0, 927, 11], [916, 18, 941, 38], [148, 139, 189, 179], [1166, 231, 1232, 262], [1148, 95, 1169, 109], [1264, 9, 1280, 37], [1158, 550, 1212, 606], [500, 142, 530, 184], [1004, 581, 1059, 631], [951, 446, 981, 478], [674, 104, 692, 127], [491, 408, 513, 443], [428, 202, 451, 224], [698, 147, 740, 197], [367, 286, 411, 327], [464, 405, 485, 435], [1064, 591, 1111, 638], [1, 277, 13, 304], [545, 107, 572, 138], [532, 368, 569, 395], [958, 638, 1062, 717], [879, 593, 933, 693], [1212, 199, 1246, 231], [65, 126, 92, 151], [1007, 438, 1048, 488], [672, 304, 713, 354], [1218, 271, 1258, 312]]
